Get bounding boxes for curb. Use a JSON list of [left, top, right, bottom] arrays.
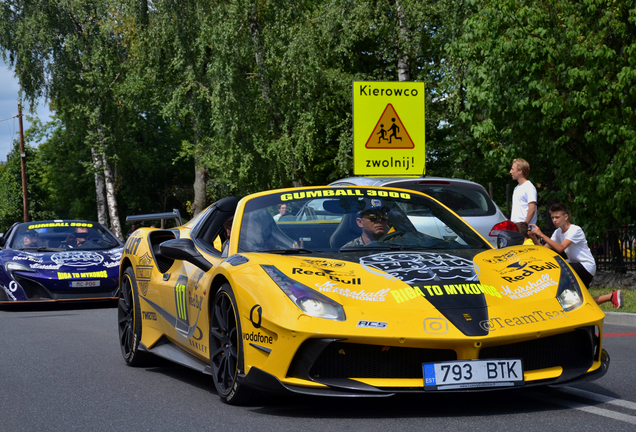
[[604, 311, 636, 327]]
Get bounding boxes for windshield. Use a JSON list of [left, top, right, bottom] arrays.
[[237, 187, 491, 253], [10, 221, 121, 251]]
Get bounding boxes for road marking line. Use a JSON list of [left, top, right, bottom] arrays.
[[526, 387, 636, 425], [559, 386, 636, 411], [537, 394, 636, 425]]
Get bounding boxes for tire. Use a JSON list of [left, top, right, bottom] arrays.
[[117, 266, 148, 366], [209, 284, 254, 405]]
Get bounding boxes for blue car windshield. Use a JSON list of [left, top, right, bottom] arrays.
[[237, 187, 491, 253], [10, 222, 121, 250]]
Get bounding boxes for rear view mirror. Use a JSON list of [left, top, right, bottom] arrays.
[[159, 238, 212, 272]]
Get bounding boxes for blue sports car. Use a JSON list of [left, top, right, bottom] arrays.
[[0, 220, 123, 303]]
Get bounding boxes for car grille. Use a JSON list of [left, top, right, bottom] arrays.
[[293, 328, 595, 381], [307, 342, 457, 379], [479, 328, 595, 372]]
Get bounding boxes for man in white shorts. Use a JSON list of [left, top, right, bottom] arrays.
[[530, 203, 623, 309]]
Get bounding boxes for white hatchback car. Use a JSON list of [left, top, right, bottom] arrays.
[[329, 177, 510, 248]]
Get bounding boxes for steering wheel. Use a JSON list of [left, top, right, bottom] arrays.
[[376, 230, 406, 243]]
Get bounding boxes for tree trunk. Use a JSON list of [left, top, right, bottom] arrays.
[[192, 154, 207, 217], [102, 153, 122, 239], [248, 9, 282, 132], [91, 147, 108, 226], [396, 0, 411, 82]]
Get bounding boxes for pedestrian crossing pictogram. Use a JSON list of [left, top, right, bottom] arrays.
[[365, 104, 415, 149]]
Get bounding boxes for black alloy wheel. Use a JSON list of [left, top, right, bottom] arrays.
[[117, 267, 147, 366], [209, 284, 253, 404]]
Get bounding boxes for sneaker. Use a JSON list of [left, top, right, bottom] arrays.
[[611, 290, 624, 309]]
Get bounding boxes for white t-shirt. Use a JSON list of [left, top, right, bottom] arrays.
[[551, 224, 596, 275], [511, 180, 537, 225]]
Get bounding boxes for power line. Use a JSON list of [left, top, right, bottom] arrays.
[[0, 115, 18, 123]]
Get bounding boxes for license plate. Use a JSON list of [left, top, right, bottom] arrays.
[[70, 280, 101, 288], [423, 359, 523, 390]]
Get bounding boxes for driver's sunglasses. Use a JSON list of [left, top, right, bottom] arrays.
[[364, 213, 388, 223], [76, 233, 89, 238]]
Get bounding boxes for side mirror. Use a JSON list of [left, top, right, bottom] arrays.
[[497, 230, 525, 249], [159, 238, 212, 272]]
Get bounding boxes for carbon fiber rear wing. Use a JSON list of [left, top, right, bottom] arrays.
[[126, 209, 183, 227]]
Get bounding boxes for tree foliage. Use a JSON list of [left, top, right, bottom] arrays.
[[451, 0, 636, 235], [0, 127, 56, 230], [1, 0, 634, 237]]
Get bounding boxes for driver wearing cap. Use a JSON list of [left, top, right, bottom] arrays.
[[342, 200, 389, 248]]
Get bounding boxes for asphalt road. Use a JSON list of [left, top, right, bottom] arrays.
[[1, 304, 635, 432]]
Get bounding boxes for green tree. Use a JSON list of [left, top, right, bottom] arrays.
[[0, 0, 132, 238], [451, 0, 636, 234], [0, 132, 56, 231]]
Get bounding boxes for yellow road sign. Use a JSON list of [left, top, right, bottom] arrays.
[[353, 81, 425, 175]]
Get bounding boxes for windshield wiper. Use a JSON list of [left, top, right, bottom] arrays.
[[258, 248, 316, 254], [340, 245, 398, 252], [19, 246, 60, 252]]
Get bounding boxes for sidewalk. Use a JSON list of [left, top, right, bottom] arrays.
[[605, 311, 636, 327]]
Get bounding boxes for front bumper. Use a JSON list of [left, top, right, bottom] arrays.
[[241, 326, 609, 397], [0, 274, 119, 303]]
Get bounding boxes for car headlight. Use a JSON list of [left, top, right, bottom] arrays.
[[261, 265, 346, 321], [554, 255, 583, 311], [5, 261, 37, 276]]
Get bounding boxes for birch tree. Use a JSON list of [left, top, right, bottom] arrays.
[[0, 0, 126, 238]]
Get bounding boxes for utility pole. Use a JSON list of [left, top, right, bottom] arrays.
[[18, 103, 29, 222]]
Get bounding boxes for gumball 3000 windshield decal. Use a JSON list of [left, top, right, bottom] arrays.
[[359, 252, 478, 284]]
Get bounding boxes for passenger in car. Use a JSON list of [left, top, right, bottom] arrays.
[[273, 204, 288, 221], [20, 230, 39, 248]]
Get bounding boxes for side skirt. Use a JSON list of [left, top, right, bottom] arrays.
[[140, 337, 212, 375]]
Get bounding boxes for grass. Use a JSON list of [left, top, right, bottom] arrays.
[[588, 287, 636, 314]]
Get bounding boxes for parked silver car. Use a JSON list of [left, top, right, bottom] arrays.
[[329, 177, 509, 247]]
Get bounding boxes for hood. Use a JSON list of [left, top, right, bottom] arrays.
[[251, 248, 492, 336], [248, 246, 574, 338]]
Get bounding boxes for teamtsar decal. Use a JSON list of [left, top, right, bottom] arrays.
[[480, 309, 569, 331]]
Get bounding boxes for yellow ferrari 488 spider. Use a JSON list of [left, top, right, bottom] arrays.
[[117, 186, 608, 404]]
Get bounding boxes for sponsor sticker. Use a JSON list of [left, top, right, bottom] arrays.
[[51, 251, 104, 267], [316, 281, 389, 302], [360, 252, 478, 284], [500, 273, 557, 299], [479, 309, 569, 331], [357, 320, 388, 329]]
